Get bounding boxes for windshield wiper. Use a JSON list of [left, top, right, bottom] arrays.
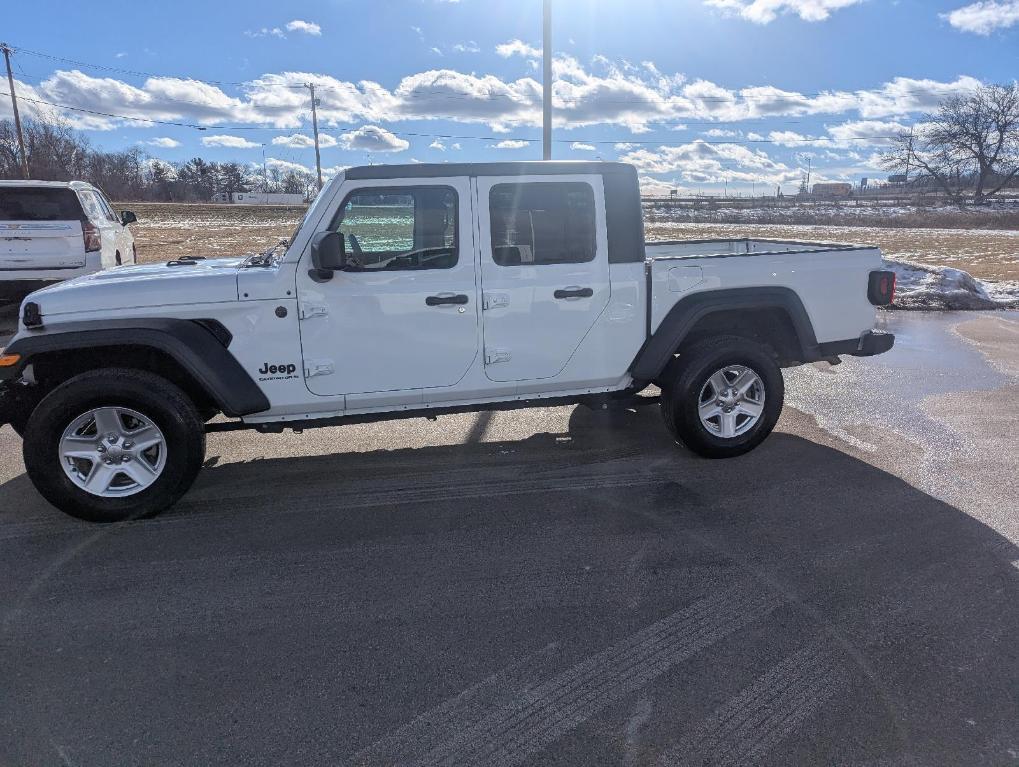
[[245, 239, 287, 268]]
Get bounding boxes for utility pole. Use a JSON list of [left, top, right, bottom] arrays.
[[542, 0, 552, 161], [306, 83, 323, 191], [1, 43, 29, 179]]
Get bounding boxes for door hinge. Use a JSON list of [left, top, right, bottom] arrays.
[[482, 292, 510, 310], [300, 303, 329, 320], [485, 348, 512, 365], [304, 359, 335, 378]]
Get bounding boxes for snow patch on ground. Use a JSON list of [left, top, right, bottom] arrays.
[[886, 258, 1019, 310]]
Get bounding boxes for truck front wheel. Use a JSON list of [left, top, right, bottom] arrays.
[[22, 369, 206, 522], [660, 336, 784, 459]]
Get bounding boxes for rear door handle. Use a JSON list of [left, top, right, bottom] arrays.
[[426, 293, 470, 307], [554, 287, 594, 300]]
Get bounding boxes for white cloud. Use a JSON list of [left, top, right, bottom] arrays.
[[201, 134, 261, 148], [496, 40, 543, 59], [144, 137, 181, 148], [704, 0, 866, 23], [942, 1, 1019, 34], [767, 130, 832, 147], [570, 142, 597, 151], [339, 125, 410, 152], [620, 140, 800, 186], [638, 175, 683, 196], [6, 56, 984, 139], [429, 139, 446, 150], [492, 139, 531, 149], [614, 142, 638, 151], [266, 157, 310, 173], [271, 133, 338, 148], [452, 41, 481, 53], [285, 19, 322, 36], [703, 128, 739, 137], [245, 27, 286, 39], [826, 119, 907, 145]]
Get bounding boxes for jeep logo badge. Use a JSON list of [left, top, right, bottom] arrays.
[[258, 362, 299, 381]]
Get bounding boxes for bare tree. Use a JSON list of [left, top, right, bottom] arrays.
[[885, 83, 1019, 205]]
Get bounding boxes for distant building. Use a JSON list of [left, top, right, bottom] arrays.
[[211, 192, 306, 205], [811, 182, 852, 199]]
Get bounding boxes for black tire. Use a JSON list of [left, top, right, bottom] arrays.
[[22, 369, 206, 522], [660, 335, 784, 459]]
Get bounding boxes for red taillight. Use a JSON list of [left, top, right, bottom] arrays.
[[868, 270, 896, 306], [83, 220, 102, 252]]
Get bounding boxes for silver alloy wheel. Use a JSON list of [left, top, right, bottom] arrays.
[[697, 365, 766, 439], [58, 407, 168, 498]]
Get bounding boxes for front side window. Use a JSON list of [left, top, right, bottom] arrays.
[[489, 182, 597, 266], [331, 186, 458, 271]]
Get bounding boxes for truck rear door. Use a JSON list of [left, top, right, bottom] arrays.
[[0, 187, 86, 271], [475, 174, 610, 382]]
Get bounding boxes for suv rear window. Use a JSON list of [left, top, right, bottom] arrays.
[[0, 187, 86, 222]]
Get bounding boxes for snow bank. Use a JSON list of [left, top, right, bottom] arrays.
[[886, 258, 1019, 310]]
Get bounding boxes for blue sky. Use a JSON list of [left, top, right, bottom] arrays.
[[2, 0, 1017, 193]]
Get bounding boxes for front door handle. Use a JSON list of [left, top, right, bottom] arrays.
[[426, 293, 470, 307], [554, 287, 594, 300]]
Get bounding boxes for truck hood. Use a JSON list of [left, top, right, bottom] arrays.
[[27, 257, 245, 317]]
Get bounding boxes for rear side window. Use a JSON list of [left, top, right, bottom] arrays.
[[0, 187, 85, 222], [77, 191, 105, 223], [489, 182, 597, 266]]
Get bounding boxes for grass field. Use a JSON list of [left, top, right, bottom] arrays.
[[125, 202, 1019, 282]]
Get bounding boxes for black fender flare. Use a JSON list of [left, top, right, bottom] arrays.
[[0, 318, 270, 417], [629, 287, 820, 382]]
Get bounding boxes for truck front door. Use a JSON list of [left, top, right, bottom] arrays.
[[476, 175, 610, 383], [296, 178, 479, 401]]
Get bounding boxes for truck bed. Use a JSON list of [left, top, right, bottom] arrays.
[[644, 237, 885, 347]]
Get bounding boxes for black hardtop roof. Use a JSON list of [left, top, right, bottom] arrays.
[[345, 161, 636, 180]]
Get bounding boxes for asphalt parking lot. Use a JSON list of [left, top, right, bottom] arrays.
[[1, 305, 1018, 766]]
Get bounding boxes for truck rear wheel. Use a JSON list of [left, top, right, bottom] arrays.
[[660, 336, 784, 459], [22, 369, 206, 522]]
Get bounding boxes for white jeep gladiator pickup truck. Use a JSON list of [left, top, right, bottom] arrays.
[[0, 162, 895, 522]]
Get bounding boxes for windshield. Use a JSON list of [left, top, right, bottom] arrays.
[[290, 176, 339, 245]]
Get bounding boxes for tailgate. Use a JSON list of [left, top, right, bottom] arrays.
[[0, 221, 86, 270]]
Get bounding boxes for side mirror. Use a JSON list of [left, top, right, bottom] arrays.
[[309, 231, 346, 281], [120, 210, 137, 226]]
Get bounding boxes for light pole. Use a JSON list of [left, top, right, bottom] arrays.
[[542, 0, 552, 161]]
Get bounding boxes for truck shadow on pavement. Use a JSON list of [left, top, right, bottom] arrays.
[[1, 407, 1018, 766]]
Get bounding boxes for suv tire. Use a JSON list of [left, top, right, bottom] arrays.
[[23, 369, 206, 522], [660, 336, 784, 459]]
